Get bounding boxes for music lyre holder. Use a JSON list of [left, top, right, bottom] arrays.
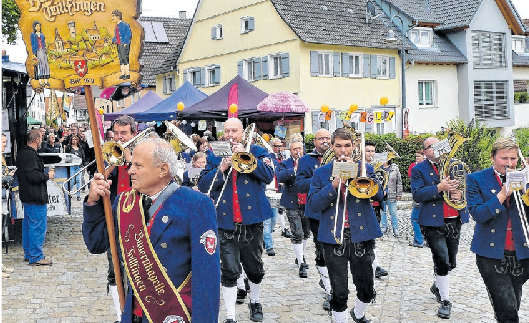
[[332, 161, 358, 180]]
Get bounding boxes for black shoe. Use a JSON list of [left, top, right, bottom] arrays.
[[119, 75, 125, 79], [318, 278, 325, 291], [409, 241, 424, 248], [266, 248, 275, 256], [244, 278, 250, 292], [430, 283, 441, 303], [294, 256, 308, 268], [248, 302, 263, 322], [375, 266, 388, 278], [281, 228, 292, 238], [223, 320, 237, 323], [236, 288, 247, 304], [437, 300, 452, 319], [350, 308, 371, 323], [322, 294, 331, 311], [298, 263, 308, 278]]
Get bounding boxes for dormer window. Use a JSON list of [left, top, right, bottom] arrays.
[[409, 27, 433, 48], [240, 16, 255, 34], [512, 36, 526, 54]]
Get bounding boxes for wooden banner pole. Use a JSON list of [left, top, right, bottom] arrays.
[[84, 85, 125, 310]]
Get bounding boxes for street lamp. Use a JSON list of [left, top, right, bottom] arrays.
[[385, 14, 407, 138]]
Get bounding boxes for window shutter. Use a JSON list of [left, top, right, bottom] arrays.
[[363, 55, 370, 78], [183, 69, 188, 83], [310, 51, 318, 76], [262, 56, 269, 80], [370, 55, 377, 78], [281, 52, 290, 77], [249, 17, 255, 31], [237, 61, 243, 76], [214, 66, 221, 84], [200, 67, 206, 87], [163, 76, 167, 94], [254, 57, 261, 80], [211, 27, 216, 40], [341, 53, 349, 76], [389, 57, 396, 79], [333, 52, 341, 77], [171, 74, 176, 91]]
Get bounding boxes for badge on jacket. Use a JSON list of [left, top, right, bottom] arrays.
[[200, 230, 217, 255]]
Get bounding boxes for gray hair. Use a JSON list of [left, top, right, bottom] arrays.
[[270, 138, 282, 145], [113, 115, 137, 134], [290, 137, 302, 144], [142, 138, 180, 178]]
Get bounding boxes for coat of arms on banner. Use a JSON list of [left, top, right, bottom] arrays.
[[74, 60, 88, 77]]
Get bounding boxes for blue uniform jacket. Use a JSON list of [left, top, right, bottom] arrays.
[[197, 144, 274, 230], [271, 154, 284, 193], [82, 187, 220, 323], [411, 160, 469, 227], [112, 21, 132, 44], [308, 162, 383, 244], [277, 158, 300, 210], [295, 150, 324, 220], [182, 170, 192, 187], [467, 167, 529, 260]]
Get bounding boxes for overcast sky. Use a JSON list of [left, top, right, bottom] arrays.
[[3, 0, 529, 63]]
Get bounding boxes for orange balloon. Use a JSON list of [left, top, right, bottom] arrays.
[[229, 104, 238, 113], [380, 97, 389, 106], [177, 102, 185, 111], [349, 104, 358, 112], [98, 108, 104, 114], [321, 105, 329, 113], [262, 133, 270, 142]]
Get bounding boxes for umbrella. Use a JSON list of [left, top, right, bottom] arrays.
[[256, 91, 310, 113]]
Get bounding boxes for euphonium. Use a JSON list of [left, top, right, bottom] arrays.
[[349, 133, 379, 198], [439, 131, 469, 210]]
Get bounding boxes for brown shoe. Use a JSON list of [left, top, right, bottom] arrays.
[[29, 258, 53, 266]]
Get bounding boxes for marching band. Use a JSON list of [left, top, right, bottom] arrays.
[[42, 117, 529, 323]]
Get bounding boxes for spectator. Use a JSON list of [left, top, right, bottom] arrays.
[[64, 135, 85, 201], [380, 157, 403, 238], [40, 133, 61, 153], [182, 151, 207, 190], [408, 150, 426, 248]]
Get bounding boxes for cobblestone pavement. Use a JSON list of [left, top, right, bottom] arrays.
[[2, 195, 529, 323]]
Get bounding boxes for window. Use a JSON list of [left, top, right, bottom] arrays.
[[474, 81, 509, 120], [205, 65, 221, 86], [318, 51, 332, 76], [472, 31, 506, 68], [211, 24, 223, 40], [347, 53, 362, 76], [163, 74, 176, 94], [377, 55, 389, 78], [269, 54, 282, 79], [512, 36, 526, 54], [244, 59, 256, 81], [409, 28, 433, 48], [240, 17, 255, 34], [418, 81, 434, 106]]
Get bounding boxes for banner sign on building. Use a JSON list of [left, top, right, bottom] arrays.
[[15, 0, 144, 91]]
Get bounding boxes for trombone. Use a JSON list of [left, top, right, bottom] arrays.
[[348, 133, 379, 198], [505, 163, 529, 246], [333, 155, 351, 244], [61, 127, 155, 196]]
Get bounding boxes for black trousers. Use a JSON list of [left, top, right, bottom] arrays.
[[286, 209, 311, 244], [309, 218, 326, 267], [322, 230, 376, 312], [476, 252, 529, 323], [219, 223, 265, 287], [421, 217, 462, 276], [107, 249, 116, 286]]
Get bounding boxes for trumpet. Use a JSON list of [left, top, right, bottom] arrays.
[[61, 127, 155, 196], [505, 164, 529, 245]]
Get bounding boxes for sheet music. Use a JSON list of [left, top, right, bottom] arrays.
[[373, 152, 388, 165], [210, 141, 232, 157], [187, 167, 203, 183], [506, 170, 526, 192], [433, 139, 451, 158], [332, 161, 358, 179]]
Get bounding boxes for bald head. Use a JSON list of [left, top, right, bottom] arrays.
[[224, 118, 244, 143], [314, 129, 331, 154], [423, 137, 439, 162]]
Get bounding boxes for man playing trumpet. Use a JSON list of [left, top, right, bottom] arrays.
[[467, 137, 529, 323], [308, 128, 383, 323]]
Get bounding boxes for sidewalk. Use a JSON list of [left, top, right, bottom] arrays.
[[2, 198, 528, 323]]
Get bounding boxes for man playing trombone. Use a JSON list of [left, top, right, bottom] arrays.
[[198, 118, 274, 323], [308, 128, 383, 323], [467, 137, 529, 323]]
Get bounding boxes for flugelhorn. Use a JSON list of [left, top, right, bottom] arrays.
[[348, 133, 379, 198]]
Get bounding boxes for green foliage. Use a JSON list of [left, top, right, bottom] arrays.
[[2, 0, 20, 44], [99, 27, 109, 40], [304, 134, 315, 152], [514, 127, 529, 157], [514, 92, 528, 103]]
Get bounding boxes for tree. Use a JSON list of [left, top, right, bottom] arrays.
[[2, 0, 21, 44]]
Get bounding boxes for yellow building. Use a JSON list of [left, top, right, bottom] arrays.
[[160, 0, 411, 134]]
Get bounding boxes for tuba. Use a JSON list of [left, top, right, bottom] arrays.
[[438, 131, 469, 210], [348, 133, 379, 198]]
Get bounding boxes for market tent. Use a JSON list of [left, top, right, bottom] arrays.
[[27, 116, 42, 125], [105, 91, 163, 122], [135, 82, 208, 122], [179, 75, 304, 120]]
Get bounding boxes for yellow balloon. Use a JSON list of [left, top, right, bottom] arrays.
[[321, 105, 329, 113], [262, 133, 270, 142], [98, 108, 104, 114], [177, 102, 185, 111], [380, 97, 389, 106], [349, 104, 358, 112], [229, 104, 238, 113]]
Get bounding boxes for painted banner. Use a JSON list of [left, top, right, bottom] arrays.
[[15, 0, 144, 91]]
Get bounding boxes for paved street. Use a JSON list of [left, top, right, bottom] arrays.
[[2, 196, 529, 323]]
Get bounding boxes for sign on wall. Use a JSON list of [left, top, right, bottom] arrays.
[[15, 0, 144, 91]]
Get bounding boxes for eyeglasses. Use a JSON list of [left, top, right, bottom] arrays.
[[424, 145, 433, 150], [316, 137, 330, 141], [273, 145, 282, 147]]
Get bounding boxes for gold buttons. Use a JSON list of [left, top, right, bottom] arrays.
[[223, 200, 226, 203], [495, 209, 500, 214], [433, 214, 437, 218], [432, 203, 436, 207], [246, 193, 250, 197], [357, 212, 362, 217], [248, 206, 252, 210], [330, 216, 334, 220], [491, 229, 496, 233], [163, 266, 167, 272], [329, 193, 333, 196], [223, 212, 227, 216], [291, 200, 294, 203], [360, 226, 364, 230], [161, 243, 168, 249], [524, 243, 528, 247], [356, 199, 360, 203], [244, 180, 249, 184], [162, 216, 169, 223], [330, 229, 334, 233], [330, 203, 334, 206]]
